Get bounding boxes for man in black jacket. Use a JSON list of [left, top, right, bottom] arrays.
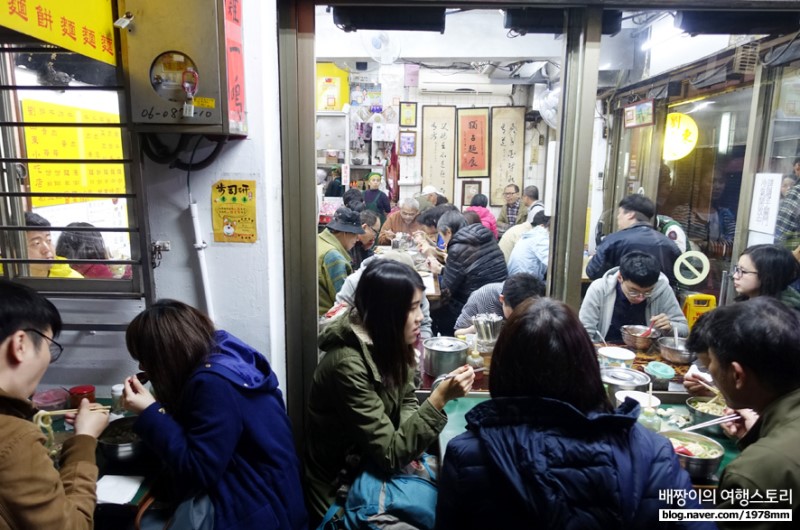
[[586, 194, 681, 286]]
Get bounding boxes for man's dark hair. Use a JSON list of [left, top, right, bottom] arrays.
[[24, 211, 51, 227], [437, 211, 468, 238], [687, 298, 800, 395], [523, 185, 539, 201], [462, 210, 481, 225], [619, 251, 660, 287], [359, 209, 378, 227], [793, 157, 800, 166], [505, 183, 520, 193], [531, 211, 551, 228], [618, 195, 655, 223], [502, 273, 545, 309], [435, 194, 449, 206], [0, 279, 62, 346], [343, 188, 365, 212], [469, 193, 488, 208], [417, 204, 457, 229]]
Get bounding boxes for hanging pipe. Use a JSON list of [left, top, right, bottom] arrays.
[[190, 201, 215, 321]]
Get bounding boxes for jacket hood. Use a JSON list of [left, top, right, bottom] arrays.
[[318, 310, 369, 353], [465, 396, 638, 515], [196, 330, 278, 392]]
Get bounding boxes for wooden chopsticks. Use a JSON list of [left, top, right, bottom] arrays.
[[38, 405, 111, 416]]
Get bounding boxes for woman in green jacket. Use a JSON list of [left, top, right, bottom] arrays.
[[305, 260, 475, 524]]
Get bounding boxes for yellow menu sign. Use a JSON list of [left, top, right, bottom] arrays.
[[21, 99, 125, 207], [212, 179, 257, 243], [1, 0, 116, 66]]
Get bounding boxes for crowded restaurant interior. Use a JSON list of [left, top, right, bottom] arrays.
[[2, 1, 800, 528]]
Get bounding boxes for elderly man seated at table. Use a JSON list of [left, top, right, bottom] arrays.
[[453, 273, 545, 336], [579, 251, 687, 343], [378, 198, 426, 245], [317, 207, 364, 316], [686, 298, 800, 523]]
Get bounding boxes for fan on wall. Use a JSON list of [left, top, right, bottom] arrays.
[[536, 84, 562, 129], [360, 31, 401, 65]]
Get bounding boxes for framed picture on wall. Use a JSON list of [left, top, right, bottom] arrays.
[[399, 131, 416, 156], [456, 107, 490, 177], [623, 99, 654, 128], [461, 180, 482, 208], [399, 101, 417, 127]]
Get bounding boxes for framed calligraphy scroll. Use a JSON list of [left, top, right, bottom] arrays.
[[421, 106, 456, 198], [489, 106, 525, 206], [457, 108, 490, 178]]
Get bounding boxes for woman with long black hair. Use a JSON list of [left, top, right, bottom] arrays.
[[305, 259, 474, 524]]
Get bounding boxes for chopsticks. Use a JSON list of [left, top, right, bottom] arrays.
[[38, 405, 111, 416], [696, 379, 721, 396], [682, 413, 740, 433], [432, 367, 486, 387]]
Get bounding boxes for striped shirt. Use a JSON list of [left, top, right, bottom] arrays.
[[454, 282, 505, 329]]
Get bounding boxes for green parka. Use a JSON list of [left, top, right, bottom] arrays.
[[304, 312, 447, 520]]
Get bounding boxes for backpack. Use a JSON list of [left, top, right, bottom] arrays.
[[319, 454, 438, 530]]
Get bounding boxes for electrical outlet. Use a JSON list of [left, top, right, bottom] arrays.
[[154, 240, 171, 251]]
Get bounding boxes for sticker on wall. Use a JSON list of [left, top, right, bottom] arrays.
[[212, 179, 256, 243]]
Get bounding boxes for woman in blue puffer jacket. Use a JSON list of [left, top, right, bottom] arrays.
[[427, 211, 507, 336], [437, 298, 714, 530]]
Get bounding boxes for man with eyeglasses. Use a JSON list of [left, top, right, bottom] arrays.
[[0, 279, 109, 528], [497, 184, 529, 232], [349, 210, 381, 270], [579, 251, 688, 343]]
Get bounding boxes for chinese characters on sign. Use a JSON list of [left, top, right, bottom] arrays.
[[421, 106, 456, 199], [21, 100, 125, 207], [748, 173, 782, 235], [457, 108, 489, 178], [1, 0, 116, 66], [490, 107, 525, 205], [224, 0, 247, 134], [212, 178, 257, 243]]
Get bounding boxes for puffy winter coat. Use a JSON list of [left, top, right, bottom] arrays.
[[441, 223, 507, 309], [437, 396, 715, 530]]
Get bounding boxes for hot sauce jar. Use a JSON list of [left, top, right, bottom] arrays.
[[68, 385, 96, 408]]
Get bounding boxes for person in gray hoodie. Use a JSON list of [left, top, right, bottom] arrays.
[[579, 251, 688, 343]]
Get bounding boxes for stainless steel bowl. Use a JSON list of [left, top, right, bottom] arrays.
[[422, 337, 468, 377], [661, 430, 724, 480], [620, 325, 660, 351], [98, 417, 144, 462], [658, 337, 696, 364], [686, 396, 726, 436]]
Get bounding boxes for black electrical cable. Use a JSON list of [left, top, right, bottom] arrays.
[[171, 136, 228, 171], [141, 133, 190, 164]]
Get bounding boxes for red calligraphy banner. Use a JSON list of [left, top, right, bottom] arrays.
[[457, 108, 489, 177]]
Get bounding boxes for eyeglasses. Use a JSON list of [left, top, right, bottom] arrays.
[[24, 328, 63, 363], [503, 191, 517, 196], [732, 265, 758, 277], [364, 224, 378, 237], [623, 287, 654, 299]]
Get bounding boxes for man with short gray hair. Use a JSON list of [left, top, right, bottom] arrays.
[[523, 185, 544, 223], [378, 198, 425, 245]]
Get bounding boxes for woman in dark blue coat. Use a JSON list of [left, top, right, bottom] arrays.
[[427, 211, 507, 335], [437, 298, 713, 529], [121, 300, 307, 530]]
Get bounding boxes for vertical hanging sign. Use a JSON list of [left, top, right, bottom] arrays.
[[224, 0, 247, 134], [489, 107, 525, 206], [0, 0, 116, 66], [421, 105, 456, 198], [212, 178, 257, 243], [456, 107, 490, 178]]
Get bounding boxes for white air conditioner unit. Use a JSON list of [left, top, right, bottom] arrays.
[[418, 69, 513, 96]]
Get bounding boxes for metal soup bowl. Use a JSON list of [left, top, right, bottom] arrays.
[[620, 325, 660, 351], [686, 396, 726, 436], [658, 337, 696, 364], [98, 417, 144, 463], [661, 430, 724, 480]]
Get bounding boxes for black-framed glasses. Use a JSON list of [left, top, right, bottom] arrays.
[[732, 265, 758, 277], [24, 328, 63, 363]]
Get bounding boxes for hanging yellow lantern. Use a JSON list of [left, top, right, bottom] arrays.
[[663, 112, 698, 161]]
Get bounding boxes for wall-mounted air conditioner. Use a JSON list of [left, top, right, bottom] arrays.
[[418, 69, 513, 96]]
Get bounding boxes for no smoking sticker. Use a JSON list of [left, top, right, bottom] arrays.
[[674, 251, 711, 286]]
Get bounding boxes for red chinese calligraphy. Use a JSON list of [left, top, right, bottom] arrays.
[[35, 5, 52, 30], [82, 26, 96, 48], [60, 16, 76, 40], [101, 35, 113, 55]]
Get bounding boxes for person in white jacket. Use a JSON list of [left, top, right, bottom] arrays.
[[579, 251, 688, 343]]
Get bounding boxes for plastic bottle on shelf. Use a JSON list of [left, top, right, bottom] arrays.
[[466, 350, 485, 384]]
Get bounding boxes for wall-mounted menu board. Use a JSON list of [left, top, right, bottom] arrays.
[[457, 107, 490, 178], [489, 106, 525, 206], [421, 105, 456, 198]]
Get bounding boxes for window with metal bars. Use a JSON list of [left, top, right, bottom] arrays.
[[0, 42, 150, 299]]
